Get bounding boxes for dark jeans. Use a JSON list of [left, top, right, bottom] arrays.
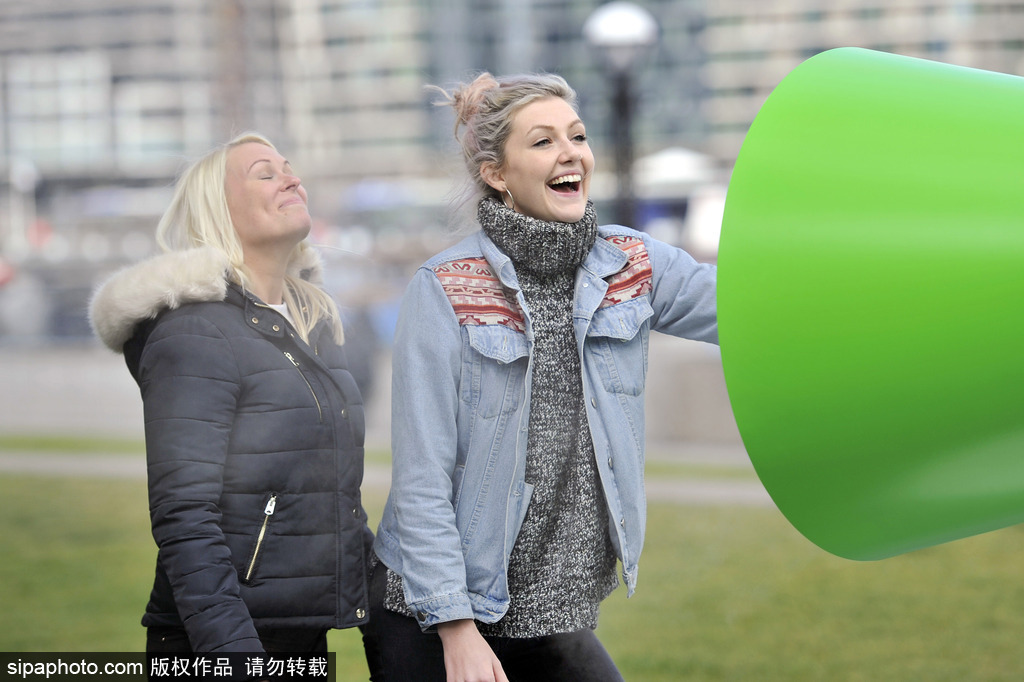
[[361, 560, 624, 682], [147, 626, 328, 682], [146, 625, 328, 653]]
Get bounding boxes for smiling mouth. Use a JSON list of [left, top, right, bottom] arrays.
[[548, 173, 582, 194]]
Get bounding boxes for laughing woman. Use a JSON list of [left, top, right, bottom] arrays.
[[89, 133, 372, 654], [363, 74, 718, 681]]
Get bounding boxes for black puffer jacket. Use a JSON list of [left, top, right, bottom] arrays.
[[90, 246, 372, 652]]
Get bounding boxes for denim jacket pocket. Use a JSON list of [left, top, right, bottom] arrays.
[[586, 297, 654, 396], [462, 479, 534, 581], [464, 325, 530, 418]]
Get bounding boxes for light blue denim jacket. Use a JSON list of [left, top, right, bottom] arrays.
[[374, 224, 718, 630]]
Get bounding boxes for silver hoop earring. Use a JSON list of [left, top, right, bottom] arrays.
[[503, 188, 516, 212]]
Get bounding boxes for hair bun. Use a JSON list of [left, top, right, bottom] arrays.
[[452, 73, 499, 126]]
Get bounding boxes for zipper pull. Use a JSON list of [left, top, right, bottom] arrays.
[[283, 352, 299, 367], [264, 496, 277, 516]]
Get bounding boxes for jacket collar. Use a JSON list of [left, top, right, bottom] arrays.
[[240, 286, 291, 341], [89, 244, 324, 353]]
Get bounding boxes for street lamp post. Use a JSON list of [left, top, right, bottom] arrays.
[[583, 2, 658, 229]]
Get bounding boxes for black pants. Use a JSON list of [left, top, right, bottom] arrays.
[[146, 625, 328, 653], [361, 560, 624, 682], [146, 625, 328, 682]]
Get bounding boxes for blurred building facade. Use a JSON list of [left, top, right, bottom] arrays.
[[1, 0, 1023, 340], [702, 1, 1024, 158]]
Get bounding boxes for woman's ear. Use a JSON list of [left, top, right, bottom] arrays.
[[480, 161, 505, 193]]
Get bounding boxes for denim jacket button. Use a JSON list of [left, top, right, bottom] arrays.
[[416, 612, 428, 622]]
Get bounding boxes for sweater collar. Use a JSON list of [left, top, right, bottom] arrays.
[[477, 197, 598, 278]]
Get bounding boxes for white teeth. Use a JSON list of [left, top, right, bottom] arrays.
[[549, 174, 582, 186]]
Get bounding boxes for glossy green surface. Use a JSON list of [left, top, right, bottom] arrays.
[[718, 48, 1024, 560]]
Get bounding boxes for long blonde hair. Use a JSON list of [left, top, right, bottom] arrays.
[[155, 132, 343, 344]]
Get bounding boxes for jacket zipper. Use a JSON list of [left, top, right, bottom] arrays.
[[245, 494, 277, 583], [283, 351, 323, 422]]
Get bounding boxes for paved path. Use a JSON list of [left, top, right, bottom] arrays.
[[0, 344, 771, 507], [0, 451, 389, 490], [0, 337, 746, 446], [0, 451, 772, 507]]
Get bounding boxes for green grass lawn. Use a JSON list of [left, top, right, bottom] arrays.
[[2, 447, 1023, 681]]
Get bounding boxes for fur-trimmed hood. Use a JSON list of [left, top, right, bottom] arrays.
[[89, 245, 324, 353]]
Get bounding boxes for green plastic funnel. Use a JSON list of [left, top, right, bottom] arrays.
[[718, 48, 1024, 560]]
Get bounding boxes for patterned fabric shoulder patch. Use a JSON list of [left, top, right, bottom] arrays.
[[601, 236, 653, 308], [433, 257, 526, 332]]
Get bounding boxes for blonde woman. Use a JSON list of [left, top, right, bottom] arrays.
[[90, 133, 372, 653], [365, 74, 717, 681]]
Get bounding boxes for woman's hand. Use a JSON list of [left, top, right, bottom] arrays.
[[437, 620, 509, 682]]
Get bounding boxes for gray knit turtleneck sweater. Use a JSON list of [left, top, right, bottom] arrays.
[[480, 198, 619, 637]]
